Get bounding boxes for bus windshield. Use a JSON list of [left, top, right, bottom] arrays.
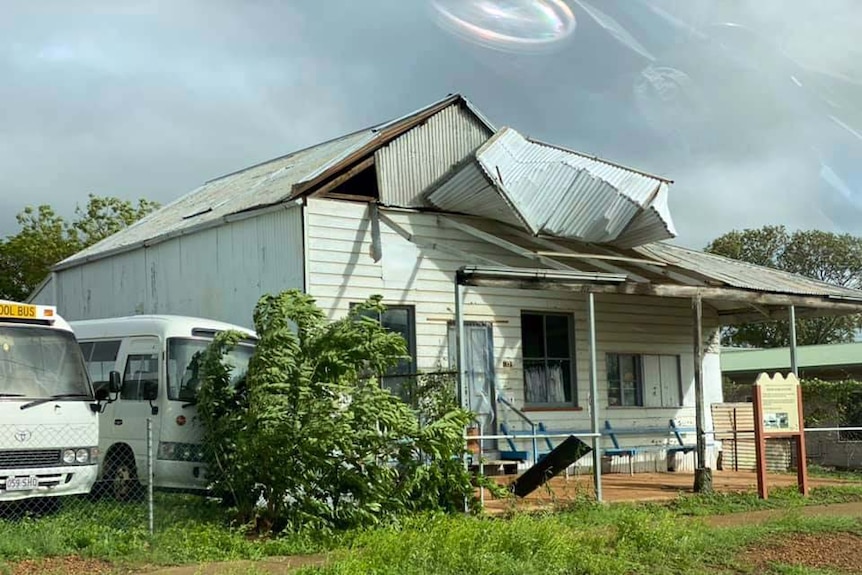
[[0, 326, 92, 399], [167, 337, 255, 402]]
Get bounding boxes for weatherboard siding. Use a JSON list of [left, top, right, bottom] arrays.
[[51, 205, 304, 329], [305, 198, 722, 450]]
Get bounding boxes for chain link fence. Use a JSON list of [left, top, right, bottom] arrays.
[[3, 416, 862, 548], [0, 420, 151, 531]]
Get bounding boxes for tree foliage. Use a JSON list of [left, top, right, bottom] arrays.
[[705, 225, 862, 347], [799, 378, 862, 431], [0, 194, 159, 301], [197, 290, 483, 533]]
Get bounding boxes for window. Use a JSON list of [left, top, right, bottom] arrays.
[[607, 353, 681, 407], [121, 353, 159, 401], [167, 337, 255, 401], [79, 340, 121, 394], [0, 327, 92, 399], [521, 312, 575, 406], [353, 304, 416, 399]]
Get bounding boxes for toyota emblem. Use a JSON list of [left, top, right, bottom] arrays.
[[14, 429, 31, 443]]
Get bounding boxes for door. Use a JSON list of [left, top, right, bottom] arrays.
[[108, 336, 162, 484], [448, 322, 497, 447]]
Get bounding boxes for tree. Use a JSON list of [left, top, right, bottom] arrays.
[[197, 291, 483, 533], [0, 194, 159, 301], [705, 225, 862, 347]]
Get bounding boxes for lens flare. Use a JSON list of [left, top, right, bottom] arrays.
[[431, 0, 576, 53]]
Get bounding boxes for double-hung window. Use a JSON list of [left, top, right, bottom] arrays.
[[607, 353, 681, 407], [354, 304, 416, 399], [521, 312, 575, 407]]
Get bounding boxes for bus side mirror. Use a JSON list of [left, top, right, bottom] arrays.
[[109, 371, 122, 394]]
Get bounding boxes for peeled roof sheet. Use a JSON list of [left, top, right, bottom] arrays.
[[428, 127, 676, 247]]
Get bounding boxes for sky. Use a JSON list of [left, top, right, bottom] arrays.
[[2, 0, 862, 249]]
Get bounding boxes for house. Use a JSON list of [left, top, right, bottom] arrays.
[[722, 344, 862, 470], [30, 94, 862, 477]]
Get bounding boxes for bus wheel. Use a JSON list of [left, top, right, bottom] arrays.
[[106, 453, 142, 502]]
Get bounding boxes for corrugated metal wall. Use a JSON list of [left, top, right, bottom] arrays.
[[712, 403, 791, 471], [375, 104, 492, 208], [305, 198, 724, 458], [52, 206, 304, 329]]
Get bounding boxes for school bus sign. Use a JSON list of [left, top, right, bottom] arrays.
[[753, 372, 808, 499]]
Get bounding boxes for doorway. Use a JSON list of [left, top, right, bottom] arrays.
[[448, 322, 497, 449]]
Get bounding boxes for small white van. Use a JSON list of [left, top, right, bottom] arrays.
[[70, 315, 256, 498]]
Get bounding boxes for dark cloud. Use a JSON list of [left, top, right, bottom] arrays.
[[1, 0, 861, 250]]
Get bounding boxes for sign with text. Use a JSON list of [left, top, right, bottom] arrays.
[[754, 372, 801, 433], [752, 372, 808, 500]]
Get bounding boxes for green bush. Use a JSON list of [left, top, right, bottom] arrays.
[[196, 290, 480, 533]]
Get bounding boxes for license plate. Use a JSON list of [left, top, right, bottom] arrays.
[[5, 476, 39, 491]]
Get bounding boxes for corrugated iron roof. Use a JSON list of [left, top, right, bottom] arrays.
[[433, 213, 862, 307], [57, 94, 493, 269], [637, 242, 862, 300], [427, 127, 676, 247]]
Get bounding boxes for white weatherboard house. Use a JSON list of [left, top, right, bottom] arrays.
[[31, 94, 862, 474]]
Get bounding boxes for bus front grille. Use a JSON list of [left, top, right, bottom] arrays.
[[0, 450, 62, 468]]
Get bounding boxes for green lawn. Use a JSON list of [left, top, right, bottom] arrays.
[[1, 485, 861, 574]]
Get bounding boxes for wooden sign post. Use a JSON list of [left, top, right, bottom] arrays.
[[752, 372, 808, 499]]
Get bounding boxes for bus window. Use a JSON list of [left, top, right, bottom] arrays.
[[0, 326, 91, 398], [167, 338, 254, 402], [80, 340, 121, 394], [122, 353, 159, 401]]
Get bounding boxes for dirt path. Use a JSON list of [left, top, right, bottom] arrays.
[[139, 554, 328, 575], [705, 500, 862, 528]]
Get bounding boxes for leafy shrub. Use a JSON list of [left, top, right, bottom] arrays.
[[196, 290, 480, 532]]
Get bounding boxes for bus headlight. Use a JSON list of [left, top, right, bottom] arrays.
[[158, 441, 204, 462], [62, 447, 98, 465], [75, 448, 89, 464]]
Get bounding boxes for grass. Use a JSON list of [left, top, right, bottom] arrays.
[[1, 484, 862, 574], [657, 483, 862, 517], [295, 508, 862, 574], [0, 494, 346, 566], [807, 464, 862, 482]]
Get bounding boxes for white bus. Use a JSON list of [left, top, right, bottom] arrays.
[[70, 315, 256, 498], [1, 301, 100, 502]]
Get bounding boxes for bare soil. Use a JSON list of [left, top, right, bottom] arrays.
[[739, 531, 862, 573], [138, 554, 328, 575], [706, 500, 862, 528], [1, 556, 118, 575]]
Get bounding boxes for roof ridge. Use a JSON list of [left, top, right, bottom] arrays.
[[204, 94, 474, 186]]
